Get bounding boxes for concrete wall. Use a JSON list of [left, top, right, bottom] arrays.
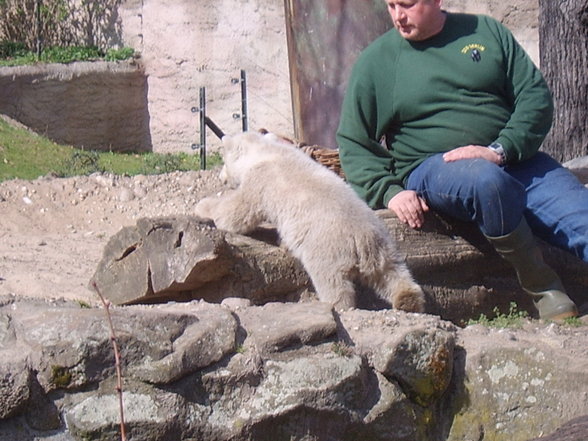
[[118, 0, 293, 154]]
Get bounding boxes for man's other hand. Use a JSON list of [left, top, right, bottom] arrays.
[[387, 190, 429, 229]]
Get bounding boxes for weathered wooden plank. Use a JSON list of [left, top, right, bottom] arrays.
[[284, 0, 390, 147]]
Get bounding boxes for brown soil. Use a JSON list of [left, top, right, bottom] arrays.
[[0, 169, 225, 306]]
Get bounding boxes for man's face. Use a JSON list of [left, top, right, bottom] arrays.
[[385, 0, 444, 41]]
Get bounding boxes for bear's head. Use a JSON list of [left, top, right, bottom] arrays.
[[219, 131, 269, 186]]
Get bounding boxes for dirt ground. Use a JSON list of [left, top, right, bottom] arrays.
[[0, 168, 225, 307]]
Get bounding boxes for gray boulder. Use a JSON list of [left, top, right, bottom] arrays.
[[339, 310, 456, 407], [9, 299, 237, 389], [237, 301, 338, 354], [527, 415, 588, 441], [0, 352, 31, 420], [448, 323, 588, 441], [65, 388, 186, 441]]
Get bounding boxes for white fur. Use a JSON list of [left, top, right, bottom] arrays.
[[194, 131, 425, 312]]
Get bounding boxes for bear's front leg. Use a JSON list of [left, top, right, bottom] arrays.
[[193, 195, 221, 221], [194, 190, 263, 235]]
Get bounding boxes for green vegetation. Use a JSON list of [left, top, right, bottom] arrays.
[[467, 302, 529, 329], [561, 316, 583, 327], [468, 302, 586, 328], [50, 365, 72, 388], [77, 300, 91, 309], [0, 118, 222, 182], [0, 0, 134, 66], [0, 44, 135, 66], [331, 341, 353, 357], [0, 40, 27, 58]]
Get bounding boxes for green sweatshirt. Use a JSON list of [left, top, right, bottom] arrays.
[[336, 12, 553, 209]]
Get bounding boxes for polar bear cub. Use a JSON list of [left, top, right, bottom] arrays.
[[194, 131, 425, 313]]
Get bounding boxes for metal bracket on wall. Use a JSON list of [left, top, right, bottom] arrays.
[[191, 70, 248, 170], [230, 69, 249, 132]]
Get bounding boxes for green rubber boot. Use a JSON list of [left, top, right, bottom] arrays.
[[485, 218, 578, 320]]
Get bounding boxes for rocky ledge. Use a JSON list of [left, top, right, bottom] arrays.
[[1, 294, 588, 441]]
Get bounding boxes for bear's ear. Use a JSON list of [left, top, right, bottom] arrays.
[[221, 135, 235, 152], [261, 131, 285, 147]]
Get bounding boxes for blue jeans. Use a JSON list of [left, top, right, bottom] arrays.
[[406, 152, 588, 262]]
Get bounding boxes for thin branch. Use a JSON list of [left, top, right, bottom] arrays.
[[92, 281, 127, 441]]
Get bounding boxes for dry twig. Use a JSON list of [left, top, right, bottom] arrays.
[[92, 281, 127, 441]]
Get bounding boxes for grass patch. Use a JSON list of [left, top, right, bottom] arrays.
[[468, 302, 586, 329], [331, 341, 353, 357], [0, 44, 136, 67], [560, 316, 583, 327], [0, 118, 222, 182]]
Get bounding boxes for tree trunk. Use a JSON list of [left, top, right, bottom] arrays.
[[539, 0, 588, 162]]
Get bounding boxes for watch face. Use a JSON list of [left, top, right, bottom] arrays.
[[488, 143, 505, 164]]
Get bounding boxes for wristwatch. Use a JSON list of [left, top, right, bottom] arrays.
[[487, 142, 506, 165]]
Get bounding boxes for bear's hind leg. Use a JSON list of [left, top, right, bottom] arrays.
[[309, 271, 357, 312]]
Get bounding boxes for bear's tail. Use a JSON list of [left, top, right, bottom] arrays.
[[390, 277, 426, 313], [372, 261, 425, 313]]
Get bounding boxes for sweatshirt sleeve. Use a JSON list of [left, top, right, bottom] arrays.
[[336, 60, 402, 209], [489, 18, 554, 163]]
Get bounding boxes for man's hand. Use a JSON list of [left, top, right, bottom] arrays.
[[442, 145, 502, 165], [387, 190, 429, 229]]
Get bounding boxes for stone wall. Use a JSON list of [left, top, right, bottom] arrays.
[[1, 295, 588, 441]]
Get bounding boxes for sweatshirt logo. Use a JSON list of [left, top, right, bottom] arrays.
[[461, 43, 485, 62]]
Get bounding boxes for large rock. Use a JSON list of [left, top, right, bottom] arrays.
[[10, 299, 237, 389], [90, 216, 312, 306], [237, 301, 338, 354], [205, 352, 367, 440], [0, 352, 31, 420], [65, 388, 186, 441], [339, 310, 456, 407], [447, 323, 588, 441]]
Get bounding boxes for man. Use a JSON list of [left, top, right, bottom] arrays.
[[336, 0, 588, 320]]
